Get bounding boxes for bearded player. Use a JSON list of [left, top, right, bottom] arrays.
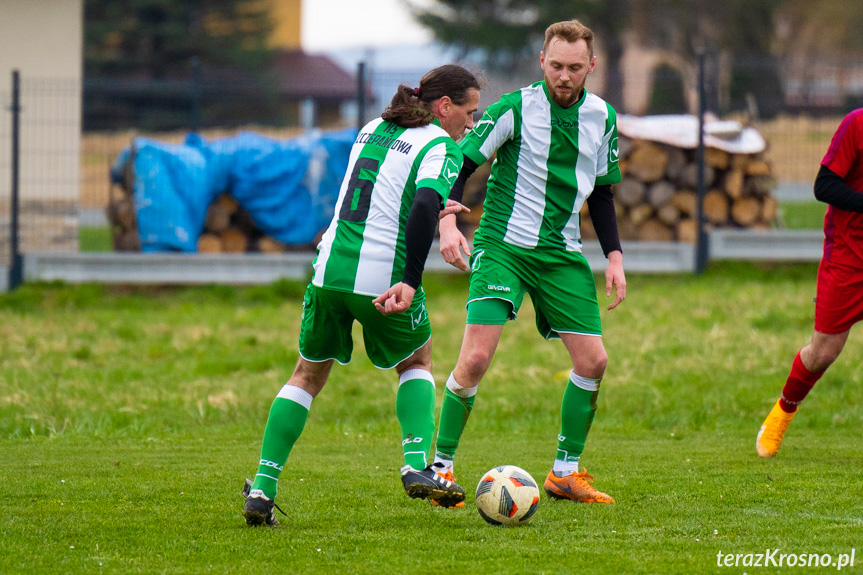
[[432, 19, 625, 505]]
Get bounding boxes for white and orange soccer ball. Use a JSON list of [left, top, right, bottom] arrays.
[[475, 465, 540, 526]]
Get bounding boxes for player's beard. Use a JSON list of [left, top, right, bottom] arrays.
[[545, 72, 583, 108]]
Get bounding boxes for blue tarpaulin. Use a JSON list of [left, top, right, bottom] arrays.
[[111, 128, 357, 252]]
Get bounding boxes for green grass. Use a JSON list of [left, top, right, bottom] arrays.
[[779, 201, 827, 230], [79, 226, 113, 252], [2, 265, 862, 574]]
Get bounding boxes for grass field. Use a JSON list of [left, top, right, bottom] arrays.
[[3, 264, 862, 574]]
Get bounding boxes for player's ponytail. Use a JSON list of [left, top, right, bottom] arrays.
[[382, 64, 482, 129]]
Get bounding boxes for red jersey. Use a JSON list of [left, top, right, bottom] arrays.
[[821, 109, 863, 265]]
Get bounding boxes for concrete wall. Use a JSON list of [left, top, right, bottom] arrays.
[[0, 0, 82, 255]]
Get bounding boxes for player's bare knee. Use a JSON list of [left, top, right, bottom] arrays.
[[811, 348, 839, 372], [461, 348, 493, 380], [577, 351, 607, 379]]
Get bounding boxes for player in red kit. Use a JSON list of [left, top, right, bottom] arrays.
[[757, 109, 863, 457]]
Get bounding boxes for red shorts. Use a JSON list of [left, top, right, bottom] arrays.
[[814, 258, 863, 334]]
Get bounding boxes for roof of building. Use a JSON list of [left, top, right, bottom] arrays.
[[273, 51, 358, 101]]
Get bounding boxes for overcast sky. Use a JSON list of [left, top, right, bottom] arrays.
[[301, 0, 435, 52]]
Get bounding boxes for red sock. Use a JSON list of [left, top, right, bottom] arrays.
[[780, 351, 824, 413]]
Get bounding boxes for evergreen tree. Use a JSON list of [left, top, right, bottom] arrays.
[[410, 0, 628, 110], [84, 0, 275, 79]]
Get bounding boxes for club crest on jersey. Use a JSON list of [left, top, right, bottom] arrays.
[[609, 136, 619, 163], [443, 157, 460, 185], [410, 303, 428, 330], [472, 112, 495, 137], [470, 249, 485, 272]]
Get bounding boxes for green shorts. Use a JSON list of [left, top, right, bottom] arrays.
[[298, 283, 431, 369], [466, 239, 601, 339]]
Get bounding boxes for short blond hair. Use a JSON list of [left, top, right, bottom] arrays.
[[543, 19, 594, 58]]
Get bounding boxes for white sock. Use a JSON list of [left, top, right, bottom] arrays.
[[432, 456, 454, 474], [552, 459, 579, 477], [446, 372, 477, 398]]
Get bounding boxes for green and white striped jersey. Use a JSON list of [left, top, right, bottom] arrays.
[[461, 81, 621, 252], [312, 117, 463, 296]]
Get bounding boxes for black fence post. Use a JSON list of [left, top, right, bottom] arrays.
[[190, 56, 202, 133], [8, 70, 23, 291], [694, 51, 709, 275], [356, 61, 366, 132]]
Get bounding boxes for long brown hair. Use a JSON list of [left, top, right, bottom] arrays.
[[381, 64, 481, 128]]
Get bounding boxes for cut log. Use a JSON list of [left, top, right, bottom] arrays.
[[679, 163, 716, 188], [205, 202, 232, 233], [458, 204, 484, 225], [628, 204, 654, 227], [731, 197, 761, 226], [617, 215, 637, 240], [233, 209, 258, 234], [704, 190, 729, 225], [745, 175, 776, 197], [626, 142, 668, 183], [107, 197, 136, 230], [657, 204, 681, 226], [197, 233, 222, 253], [647, 181, 675, 208], [637, 219, 674, 241], [220, 228, 249, 253], [618, 136, 634, 160], [724, 169, 745, 200], [705, 148, 730, 170], [614, 178, 646, 207], [676, 218, 697, 243], [112, 229, 141, 252], [745, 160, 772, 176], [672, 190, 697, 216], [580, 216, 596, 240], [730, 153, 751, 171], [214, 193, 239, 214], [665, 147, 688, 182], [258, 236, 287, 253]]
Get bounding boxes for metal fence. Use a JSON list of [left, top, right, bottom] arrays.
[[4, 53, 863, 289]]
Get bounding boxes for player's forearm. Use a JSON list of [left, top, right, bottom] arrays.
[[814, 164, 863, 212], [402, 187, 442, 289], [587, 185, 623, 256], [448, 157, 480, 204]]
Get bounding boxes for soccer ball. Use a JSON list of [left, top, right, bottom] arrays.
[[475, 465, 540, 526]]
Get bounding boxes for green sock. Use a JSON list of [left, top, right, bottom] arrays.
[[556, 372, 600, 465], [434, 373, 476, 461], [395, 369, 436, 470], [251, 385, 312, 499]]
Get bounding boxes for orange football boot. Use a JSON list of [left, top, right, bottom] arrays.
[[543, 468, 615, 503], [756, 399, 796, 458]]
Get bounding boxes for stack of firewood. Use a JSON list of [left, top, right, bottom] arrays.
[[196, 193, 293, 253], [106, 149, 141, 252], [106, 159, 294, 253], [580, 137, 778, 243]]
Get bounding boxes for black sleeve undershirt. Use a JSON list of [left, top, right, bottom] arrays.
[[586, 184, 622, 257], [814, 164, 863, 212], [402, 186, 443, 289], [447, 157, 480, 204]]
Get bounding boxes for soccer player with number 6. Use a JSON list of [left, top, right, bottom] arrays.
[[242, 65, 482, 526]]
